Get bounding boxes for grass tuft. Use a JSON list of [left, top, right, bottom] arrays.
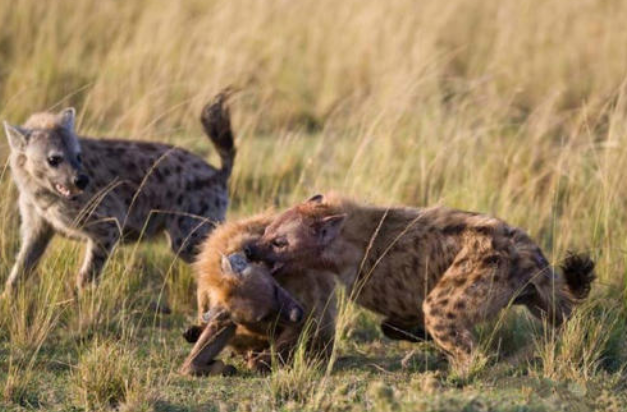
[[71, 340, 142, 410], [535, 298, 627, 383]]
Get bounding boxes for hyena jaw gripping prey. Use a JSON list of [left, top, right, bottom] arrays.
[[245, 194, 596, 371], [180, 213, 337, 376], [3, 91, 236, 295]]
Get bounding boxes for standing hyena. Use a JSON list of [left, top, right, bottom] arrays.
[[2, 92, 236, 295], [245, 194, 596, 371]]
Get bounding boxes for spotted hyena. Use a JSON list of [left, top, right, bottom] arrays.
[[2, 92, 236, 294], [245, 194, 595, 371], [180, 213, 337, 376]]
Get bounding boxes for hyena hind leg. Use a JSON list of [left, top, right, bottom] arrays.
[[423, 251, 515, 372], [76, 232, 119, 289]]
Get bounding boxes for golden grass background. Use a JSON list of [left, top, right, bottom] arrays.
[[2, 0, 627, 410]]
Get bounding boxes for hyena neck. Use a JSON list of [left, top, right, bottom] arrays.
[[324, 203, 425, 285], [322, 204, 400, 282]]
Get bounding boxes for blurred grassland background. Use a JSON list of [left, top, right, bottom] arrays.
[[2, 0, 627, 410]]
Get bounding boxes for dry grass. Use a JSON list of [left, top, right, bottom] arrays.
[[71, 340, 140, 410], [2, 0, 627, 410]]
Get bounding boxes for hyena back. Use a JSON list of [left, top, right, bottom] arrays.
[[246, 194, 596, 371], [3, 92, 236, 293]]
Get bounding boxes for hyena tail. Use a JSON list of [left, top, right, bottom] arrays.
[[560, 252, 596, 302], [530, 252, 595, 326], [200, 89, 237, 180]]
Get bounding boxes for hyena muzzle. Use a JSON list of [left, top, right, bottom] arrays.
[[2, 91, 236, 294]]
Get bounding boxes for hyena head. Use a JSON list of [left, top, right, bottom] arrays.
[[3, 108, 90, 199], [245, 195, 346, 270], [212, 253, 304, 328]]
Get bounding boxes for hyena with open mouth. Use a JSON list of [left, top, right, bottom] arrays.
[[2, 91, 236, 295]]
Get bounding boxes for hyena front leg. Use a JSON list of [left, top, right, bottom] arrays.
[[3, 200, 54, 296], [423, 247, 514, 373], [76, 223, 120, 289]]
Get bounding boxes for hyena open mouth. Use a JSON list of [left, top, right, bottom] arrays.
[[54, 183, 72, 198]]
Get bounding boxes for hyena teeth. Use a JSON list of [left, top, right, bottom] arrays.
[[55, 183, 71, 197]]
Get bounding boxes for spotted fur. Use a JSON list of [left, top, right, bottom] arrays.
[[2, 91, 236, 293], [246, 194, 595, 371]]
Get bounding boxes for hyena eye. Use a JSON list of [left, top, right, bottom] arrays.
[[47, 155, 64, 168], [272, 237, 288, 249], [76, 154, 82, 164]]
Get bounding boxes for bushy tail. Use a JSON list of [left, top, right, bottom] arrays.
[[529, 252, 595, 326], [560, 252, 596, 302], [200, 89, 236, 180]]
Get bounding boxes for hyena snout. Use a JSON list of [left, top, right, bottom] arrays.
[[243, 243, 276, 266], [73, 174, 90, 190], [52, 171, 90, 198], [243, 243, 258, 260]]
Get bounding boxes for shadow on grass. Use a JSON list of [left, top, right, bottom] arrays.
[[333, 349, 446, 374], [154, 400, 220, 412]]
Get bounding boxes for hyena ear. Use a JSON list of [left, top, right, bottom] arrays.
[[220, 253, 250, 278], [3, 122, 29, 152], [57, 108, 76, 131], [315, 214, 346, 245], [307, 194, 324, 204]]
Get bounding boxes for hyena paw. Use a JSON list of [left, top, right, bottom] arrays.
[[449, 351, 487, 380], [247, 354, 272, 374], [183, 325, 204, 343], [221, 363, 238, 376]]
